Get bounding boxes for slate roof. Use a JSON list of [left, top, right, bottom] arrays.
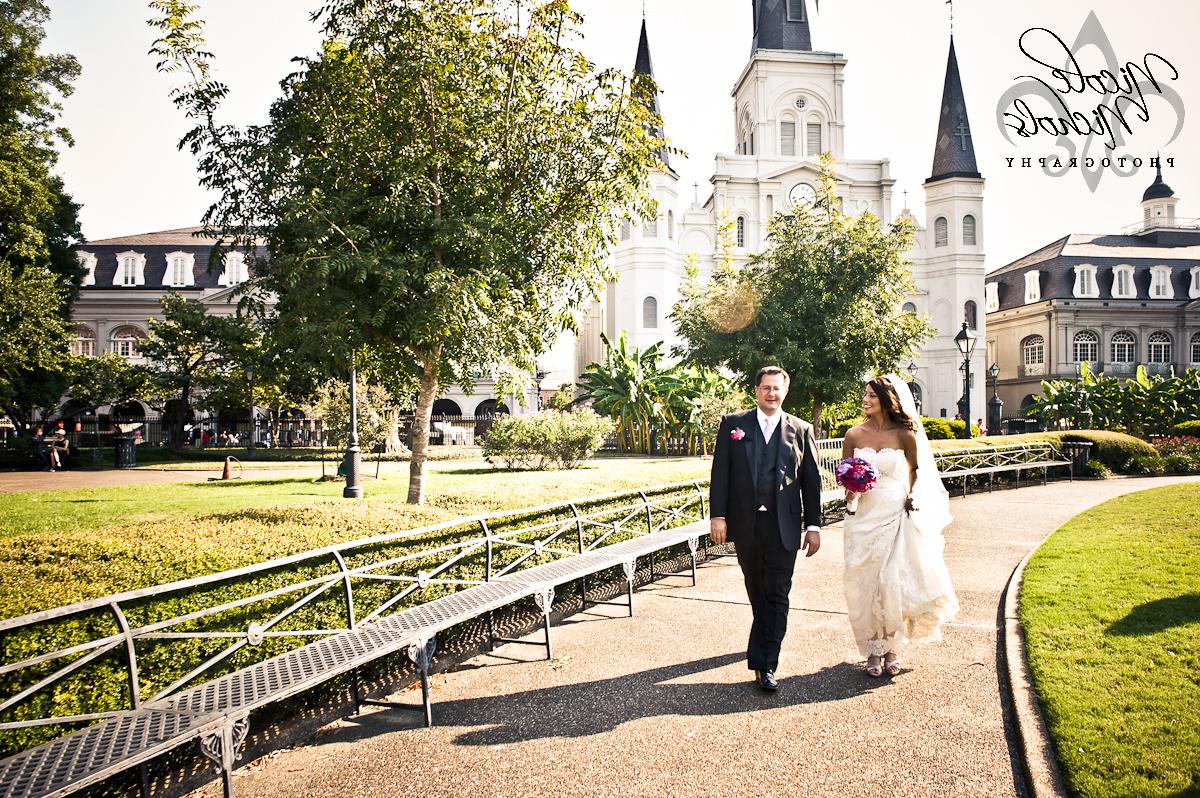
[[76, 229, 264, 291], [633, 18, 671, 171], [985, 230, 1200, 312], [751, 0, 813, 53], [927, 38, 980, 183]]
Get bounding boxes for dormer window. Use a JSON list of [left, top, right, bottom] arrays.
[[786, 0, 806, 22], [1073, 264, 1099, 298], [163, 251, 195, 288], [77, 251, 97, 286], [218, 252, 249, 286], [985, 282, 999, 312], [1190, 266, 1200, 299], [114, 251, 146, 287], [1150, 266, 1174, 299], [1024, 271, 1041, 303], [1113, 265, 1135, 299]]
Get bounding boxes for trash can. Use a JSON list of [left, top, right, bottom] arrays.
[[1060, 440, 1093, 477], [113, 433, 137, 469]]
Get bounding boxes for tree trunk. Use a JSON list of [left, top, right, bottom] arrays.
[[811, 399, 824, 439], [406, 350, 439, 505]]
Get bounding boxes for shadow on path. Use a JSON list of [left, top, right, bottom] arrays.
[[326, 655, 876, 747], [1107, 593, 1200, 637]]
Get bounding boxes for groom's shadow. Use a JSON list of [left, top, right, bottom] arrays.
[[331, 654, 877, 746]]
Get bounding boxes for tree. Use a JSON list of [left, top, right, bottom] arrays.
[[673, 154, 932, 434], [149, 0, 664, 503], [140, 294, 254, 449], [63, 353, 160, 416], [308, 377, 408, 457], [576, 332, 743, 455], [0, 0, 84, 430]]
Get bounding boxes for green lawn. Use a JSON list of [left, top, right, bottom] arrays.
[[0, 456, 710, 618], [1020, 483, 1200, 798]]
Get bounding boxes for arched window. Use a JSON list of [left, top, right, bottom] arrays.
[[1110, 331, 1136, 363], [70, 324, 96, 357], [736, 216, 746, 248], [805, 121, 822, 156], [475, 399, 510, 417], [667, 210, 674, 240], [642, 215, 657, 238], [963, 301, 978, 329], [431, 399, 461, 417], [962, 214, 977, 246], [1073, 330, 1099, 363], [780, 119, 797, 157], [1021, 335, 1044, 367], [642, 296, 658, 328], [1148, 331, 1173, 363], [934, 217, 948, 247], [1191, 332, 1200, 364], [619, 220, 630, 241], [110, 326, 146, 360], [901, 302, 917, 315]]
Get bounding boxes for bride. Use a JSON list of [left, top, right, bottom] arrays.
[[840, 375, 959, 677]]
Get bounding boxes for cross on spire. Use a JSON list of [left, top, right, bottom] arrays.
[[954, 118, 971, 151], [946, 0, 954, 36]]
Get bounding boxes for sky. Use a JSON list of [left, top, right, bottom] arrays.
[[45, 0, 1200, 271]]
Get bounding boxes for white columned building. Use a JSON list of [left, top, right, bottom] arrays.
[[578, 1, 987, 423]]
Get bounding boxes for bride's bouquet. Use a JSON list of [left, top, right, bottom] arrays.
[[836, 457, 878, 515]]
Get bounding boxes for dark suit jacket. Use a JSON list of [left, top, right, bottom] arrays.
[[709, 409, 823, 551]]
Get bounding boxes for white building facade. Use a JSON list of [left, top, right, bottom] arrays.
[[579, 1, 986, 422]]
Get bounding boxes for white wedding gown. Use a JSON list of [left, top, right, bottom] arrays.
[[842, 446, 959, 658]]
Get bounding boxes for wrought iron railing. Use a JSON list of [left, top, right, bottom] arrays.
[[0, 434, 1075, 756], [0, 481, 708, 751]]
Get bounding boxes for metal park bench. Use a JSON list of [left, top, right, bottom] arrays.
[[0, 482, 711, 798], [935, 441, 1074, 495]]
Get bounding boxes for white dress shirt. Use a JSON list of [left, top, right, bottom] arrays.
[[752, 409, 820, 534]]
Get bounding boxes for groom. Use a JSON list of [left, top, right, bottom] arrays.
[[709, 366, 823, 691]]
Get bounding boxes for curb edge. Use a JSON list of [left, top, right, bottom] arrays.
[[1002, 538, 1070, 798]]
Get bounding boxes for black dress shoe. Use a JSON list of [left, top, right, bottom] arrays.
[[755, 669, 779, 691]]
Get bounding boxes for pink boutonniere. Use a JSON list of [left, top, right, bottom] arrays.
[[730, 427, 746, 441]]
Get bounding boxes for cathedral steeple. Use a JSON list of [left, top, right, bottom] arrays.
[[633, 18, 671, 170], [751, 0, 813, 53], [926, 37, 980, 183]]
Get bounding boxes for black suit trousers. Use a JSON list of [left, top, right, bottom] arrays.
[[734, 511, 798, 672]]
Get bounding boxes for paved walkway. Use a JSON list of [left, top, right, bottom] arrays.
[[196, 476, 1197, 798]]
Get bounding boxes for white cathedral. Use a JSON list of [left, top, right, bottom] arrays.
[[574, 0, 987, 422]]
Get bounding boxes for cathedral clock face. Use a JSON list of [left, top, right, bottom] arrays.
[[788, 183, 816, 208]]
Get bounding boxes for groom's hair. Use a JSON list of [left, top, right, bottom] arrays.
[[755, 366, 790, 387], [866, 377, 918, 431]]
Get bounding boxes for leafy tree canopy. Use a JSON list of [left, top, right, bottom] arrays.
[[672, 154, 932, 432], [0, 0, 84, 429], [150, 0, 668, 502]]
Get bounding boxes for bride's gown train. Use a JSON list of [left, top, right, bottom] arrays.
[[842, 446, 959, 658]]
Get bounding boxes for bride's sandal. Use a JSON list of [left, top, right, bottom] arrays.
[[865, 655, 884, 678], [883, 653, 901, 677]]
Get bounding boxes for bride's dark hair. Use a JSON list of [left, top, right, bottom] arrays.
[[865, 376, 918, 432]]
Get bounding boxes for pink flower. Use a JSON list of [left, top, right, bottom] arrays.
[[730, 427, 746, 441]]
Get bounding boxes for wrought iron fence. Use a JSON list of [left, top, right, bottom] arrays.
[[0, 481, 708, 753]]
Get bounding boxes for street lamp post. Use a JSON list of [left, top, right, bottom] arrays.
[[343, 357, 363, 499], [906, 361, 921, 416], [987, 361, 1002, 436], [954, 322, 978, 439]]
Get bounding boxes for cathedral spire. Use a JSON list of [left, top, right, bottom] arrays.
[[751, 0, 813, 53], [633, 18, 670, 170], [926, 37, 980, 183]]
